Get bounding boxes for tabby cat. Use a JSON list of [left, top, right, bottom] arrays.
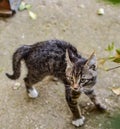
[[6, 40, 106, 127]]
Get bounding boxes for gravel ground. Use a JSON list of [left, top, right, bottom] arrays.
[[0, 0, 120, 129]]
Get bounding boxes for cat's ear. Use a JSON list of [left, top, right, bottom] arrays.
[[85, 51, 97, 69], [65, 49, 73, 76]]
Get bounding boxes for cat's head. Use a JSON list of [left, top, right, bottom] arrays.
[[65, 49, 97, 91]]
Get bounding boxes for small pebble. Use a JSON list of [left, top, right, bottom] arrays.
[[97, 8, 104, 15], [13, 82, 21, 90], [80, 4, 85, 8], [21, 34, 25, 39], [99, 123, 102, 127], [45, 100, 49, 104]]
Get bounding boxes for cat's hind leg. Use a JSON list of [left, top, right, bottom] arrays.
[[24, 76, 39, 98]]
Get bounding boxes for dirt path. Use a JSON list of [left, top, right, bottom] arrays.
[[0, 0, 120, 129]]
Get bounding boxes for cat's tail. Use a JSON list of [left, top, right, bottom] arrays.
[[6, 45, 31, 80]]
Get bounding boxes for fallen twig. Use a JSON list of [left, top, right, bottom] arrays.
[[106, 65, 120, 71]]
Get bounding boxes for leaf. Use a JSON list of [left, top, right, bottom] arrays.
[[108, 56, 115, 60], [108, 55, 120, 63], [19, 2, 32, 11], [98, 58, 107, 65], [111, 87, 120, 95], [105, 42, 114, 52], [25, 4, 32, 10], [112, 57, 120, 63], [116, 49, 120, 56], [28, 11, 37, 20], [19, 2, 26, 11]]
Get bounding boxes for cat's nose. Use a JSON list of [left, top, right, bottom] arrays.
[[73, 84, 79, 90], [74, 87, 78, 90]]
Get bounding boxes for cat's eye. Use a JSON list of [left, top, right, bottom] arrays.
[[80, 79, 86, 83], [67, 76, 74, 82]]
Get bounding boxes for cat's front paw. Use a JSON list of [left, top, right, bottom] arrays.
[[28, 87, 39, 98], [72, 116, 85, 127]]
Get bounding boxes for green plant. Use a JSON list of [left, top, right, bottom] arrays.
[[99, 42, 120, 71], [103, 0, 120, 4]]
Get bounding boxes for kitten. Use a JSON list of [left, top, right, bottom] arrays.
[[6, 40, 106, 127]]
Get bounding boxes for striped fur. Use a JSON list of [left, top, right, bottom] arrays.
[[6, 40, 106, 127]]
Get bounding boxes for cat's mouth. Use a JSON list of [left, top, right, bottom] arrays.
[[71, 86, 81, 92]]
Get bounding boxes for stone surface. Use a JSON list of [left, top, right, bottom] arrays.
[[0, 0, 120, 129]]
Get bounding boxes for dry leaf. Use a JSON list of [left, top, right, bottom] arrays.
[[111, 87, 120, 95], [28, 11, 37, 20], [98, 58, 106, 65]]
